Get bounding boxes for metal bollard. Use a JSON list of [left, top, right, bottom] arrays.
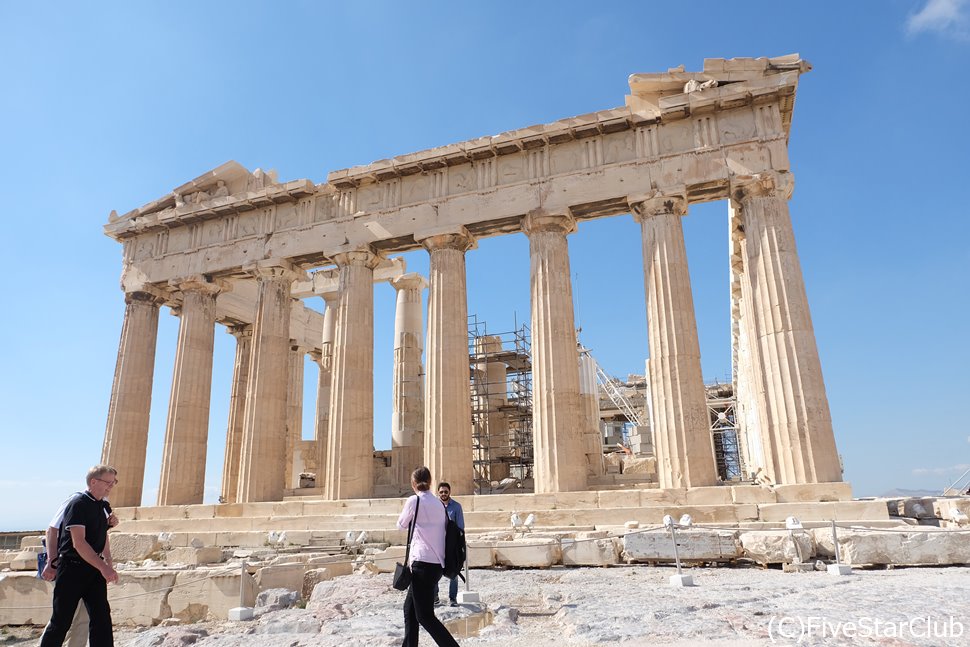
[[228, 560, 254, 620], [457, 552, 481, 604], [828, 521, 851, 576], [667, 524, 694, 586], [239, 560, 246, 608]]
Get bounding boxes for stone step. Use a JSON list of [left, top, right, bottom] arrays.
[[117, 483, 859, 524], [108, 500, 888, 539]]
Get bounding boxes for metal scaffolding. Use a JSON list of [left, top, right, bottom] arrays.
[[594, 369, 746, 482], [707, 381, 745, 481], [468, 314, 534, 492]]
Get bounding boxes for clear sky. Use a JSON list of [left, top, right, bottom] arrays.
[[1, 1, 968, 531]]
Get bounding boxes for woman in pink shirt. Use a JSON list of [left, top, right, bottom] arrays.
[[396, 466, 460, 647]]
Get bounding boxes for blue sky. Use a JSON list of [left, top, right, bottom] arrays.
[[1, 1, 968, 531]]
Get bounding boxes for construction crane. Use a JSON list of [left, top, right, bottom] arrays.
[[580, 347, 645, 427]]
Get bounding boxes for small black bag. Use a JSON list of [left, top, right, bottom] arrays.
[[392, 496, 420, 591], [392, 561, 411, 591]]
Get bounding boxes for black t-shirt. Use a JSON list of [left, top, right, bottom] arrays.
[[57, 491, 109, 560]]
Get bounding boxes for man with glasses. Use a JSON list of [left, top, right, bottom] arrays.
[[39, 465, 120, 647], [434, 482, 464, 607], [41, 485, 119, 647]]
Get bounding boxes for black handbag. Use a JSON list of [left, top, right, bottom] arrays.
[[392, 495, 420, 591]]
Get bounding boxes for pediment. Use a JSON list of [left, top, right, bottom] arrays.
[[109, 161, 280, 222], [626, 53, 810, 128]]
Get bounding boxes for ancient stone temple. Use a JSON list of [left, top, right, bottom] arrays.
[[101, 54, 842, 508]]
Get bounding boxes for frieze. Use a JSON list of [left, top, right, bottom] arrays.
[[107, 56, 807, 284]]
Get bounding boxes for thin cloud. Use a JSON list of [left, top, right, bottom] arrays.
[[912, 463, 970, 476], [907, 0, 970, 39]]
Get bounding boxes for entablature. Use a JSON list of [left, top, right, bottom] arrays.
[[106, 55, 808, 286]]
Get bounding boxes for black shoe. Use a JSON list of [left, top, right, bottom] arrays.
[[433, 597, 442, 607], [449, 599, 458, 607]]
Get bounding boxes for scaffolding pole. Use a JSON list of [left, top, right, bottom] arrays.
[[468, 315, 534, 493]]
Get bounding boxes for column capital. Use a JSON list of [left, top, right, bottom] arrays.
[[629, 192, 688, 221], [226, 323, 253, 339], [242, 258, 303, 282], [124, 289, 167, 307], [521, 210, 576, 236], [730, 171, 795, 202], [314, 288, 340, 305], [390, 272, 428, 292], [307, 348, 323, 365], [168, 275, 229, 297], [331, 247, 383, 269], [416, 226, 476, 252]]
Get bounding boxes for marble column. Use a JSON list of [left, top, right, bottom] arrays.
[[389, 273, 427, 486], [419, 229, 475, 495], [311, 291, 338, 490], [521, 211, 586, 493], [731, 173, 841, 484], [472, 335, 511, 482], [220, 324, 252, 504], [237, 261, 298, 503], [158, 276, 226, 506], [577, 348, 604, 476], [101, 290, 165, 508], [729, 200, 764, 478], [284, 344, 306, 489], [632, 194, 717, 489], [325, 248, 381, 500]]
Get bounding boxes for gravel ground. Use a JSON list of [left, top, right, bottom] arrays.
[[5, 565, 969, 647]]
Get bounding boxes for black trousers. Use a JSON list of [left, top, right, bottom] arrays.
[[402, 561, 459, 647], [39, 560, 113, 647]]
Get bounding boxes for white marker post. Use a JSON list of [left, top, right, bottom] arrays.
[[667, 522, 694, 587], [827, 520, 852, 576], [456, 553, 480, 604], [228, 560, 254, 621]]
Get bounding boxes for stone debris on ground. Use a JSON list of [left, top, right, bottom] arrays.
[[5, 565, 970, 646]]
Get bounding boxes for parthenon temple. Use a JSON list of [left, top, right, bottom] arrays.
[[100, 53, 844, 513]]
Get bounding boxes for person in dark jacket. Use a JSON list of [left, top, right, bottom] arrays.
[[434, 482, 464, 607]]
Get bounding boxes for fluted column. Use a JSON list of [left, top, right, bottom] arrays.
[[220, 324, 252, 504], [101, 290, 165, 508], [522, 211, 586, 493], [729, 200, 764, 477], [473, 335, 511, 481], [284, 344, 306, 489], [158, 276, 226, 505], [237, 261, 299, 503], [311, 291, 338, 489], [577, 348, 604, 475], [732, 173, 841, 484], [390, 273, 427, 485], [632, 194, 717, 488], [325, 248, 381, 500], [419, 229, 475, 494]]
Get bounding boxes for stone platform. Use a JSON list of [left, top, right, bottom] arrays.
[[6, 488, 970, 627], [106, 482, 885, 540]]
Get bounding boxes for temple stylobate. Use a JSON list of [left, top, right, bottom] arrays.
[[101, 54, 842, 508]]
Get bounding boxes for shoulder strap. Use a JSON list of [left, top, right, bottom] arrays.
[[403, 495, 421, 565]]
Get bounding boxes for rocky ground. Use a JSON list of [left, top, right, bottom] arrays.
[[5, 564, 970, 647]]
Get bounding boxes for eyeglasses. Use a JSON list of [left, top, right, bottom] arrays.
[[94, 477, 118, 487]]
